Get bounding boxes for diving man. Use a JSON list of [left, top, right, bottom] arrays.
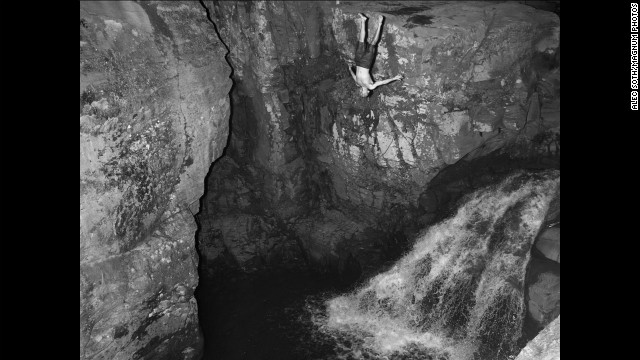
[[348, 14, 404, 97]]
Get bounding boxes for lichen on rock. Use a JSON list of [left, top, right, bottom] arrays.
[[79, 1, 231, 359]]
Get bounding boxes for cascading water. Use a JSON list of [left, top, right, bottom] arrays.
[[311, 170, 560, 360]]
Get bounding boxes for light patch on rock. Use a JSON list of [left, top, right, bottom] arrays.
[[332, 123, 340, 142], [417, 104, 429, 115], [398, 136, 415, 165], [472, 63, 491, 82], [349, 145, 361, 161], [377, 43, 389, 61], [536, 227, 560, 263], [473, 122, 493, 133], [386, 24, 417, 48], [376, 116, 399, 164], [104, 19, 123, 41], [182, 347, 196, 358], [406, 86, 422, 97], [80, 133, 112, 176], [414, 77, 428, 88], [251, 2, 280, 90], [382, 94, 405, 107], [157, 3, 193, 13], [437, 111, 469, 136], [91, 98, 110, 111], [413, 123, 433, 158], [264, 98, 288, 171]]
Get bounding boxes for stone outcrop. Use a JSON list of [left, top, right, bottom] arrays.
[[515, 316, 560, 360], [528, 271, 560, 328], [198, 1, 560, 274], [80, 1, 231, 359], [536, 227, 560, 263]]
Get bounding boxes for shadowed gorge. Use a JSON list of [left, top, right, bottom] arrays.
[[80, 1, 559, 359]]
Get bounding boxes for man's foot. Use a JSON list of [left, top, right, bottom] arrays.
[[378, 14, 384, 22], [358, 13, 368, 20]]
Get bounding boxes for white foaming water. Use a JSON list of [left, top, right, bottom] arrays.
[[311, 170, 560, 360]]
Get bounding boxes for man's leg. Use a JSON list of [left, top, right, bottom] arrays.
[[358, 13, 367, 43], [372, 15, 384, 45]]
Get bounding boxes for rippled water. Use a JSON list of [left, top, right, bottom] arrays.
[[199, 170, 559, 360]]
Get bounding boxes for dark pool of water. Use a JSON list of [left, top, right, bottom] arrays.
[[196, 269, 352, 360]]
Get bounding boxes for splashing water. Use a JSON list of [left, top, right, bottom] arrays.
[[312, 170, 560, 360]]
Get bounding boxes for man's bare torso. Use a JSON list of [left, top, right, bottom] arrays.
[[355, 66, 374, 89]]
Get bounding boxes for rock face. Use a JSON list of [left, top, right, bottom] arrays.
[[536, 227, 560, 263], [528, 271, 560, 328], [198, 1, 560, 275], [80, 2, 231, 359], [515, 316, 560, 360]]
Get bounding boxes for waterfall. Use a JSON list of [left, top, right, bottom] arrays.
[[315, 170, 560, 360]]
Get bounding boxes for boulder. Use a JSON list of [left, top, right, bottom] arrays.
[[528, 271, 560, 328], [80, 1, 231, 359], [515, 316, 560, 360], [536, 227, 560, 263]]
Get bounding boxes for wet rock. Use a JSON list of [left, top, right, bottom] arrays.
[[338, 252, 363, 285], [201, 213, 304, 272], [527, 271, 560, 328], [515, 316, 560, 360], [418, 189, 440, 213], [535, 227, 560, 263], [80, 1, 231, 359]]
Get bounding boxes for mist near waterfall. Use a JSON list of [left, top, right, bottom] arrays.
[[311, 170, 560, 360]]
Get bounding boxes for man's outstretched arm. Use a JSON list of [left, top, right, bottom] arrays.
[[368, 74, 403, 89]]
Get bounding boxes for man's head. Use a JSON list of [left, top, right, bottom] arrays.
[[360, 87, 370, 97]]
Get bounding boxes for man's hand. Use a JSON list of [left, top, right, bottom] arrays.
[[394, 74, 404, 81]]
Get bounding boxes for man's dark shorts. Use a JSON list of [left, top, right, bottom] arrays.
[[355, 41, 377, 69]]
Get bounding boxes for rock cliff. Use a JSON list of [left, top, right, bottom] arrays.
[[80, 1, 231, 359], [198, 1, 560, 276], [79, 1, 560, 358]]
